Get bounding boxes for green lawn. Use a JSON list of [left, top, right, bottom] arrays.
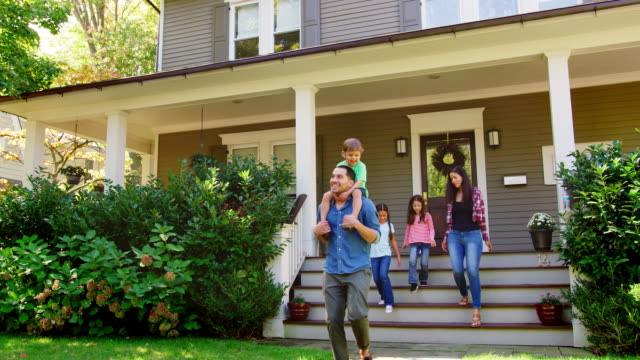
[[0, 335, 332, 360], [1, 335, 636, 360]]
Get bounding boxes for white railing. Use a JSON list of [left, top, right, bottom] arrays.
[[263, 195, 307, 338]]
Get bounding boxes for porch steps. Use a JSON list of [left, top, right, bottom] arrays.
[[283, 251, 574, 346]]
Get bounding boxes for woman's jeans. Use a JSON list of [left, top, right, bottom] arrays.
[[371, 255, 394, 306], [447, 229, 483, 308], [408, 243, 430, 285]]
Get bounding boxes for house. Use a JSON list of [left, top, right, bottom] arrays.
[[1, 0, 639, 346]]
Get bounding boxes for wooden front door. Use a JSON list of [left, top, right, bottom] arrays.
[[420, 132, 477, 253]]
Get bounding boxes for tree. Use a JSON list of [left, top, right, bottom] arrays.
[[52, 0, 159, 85], [0, 0, 70, 97]]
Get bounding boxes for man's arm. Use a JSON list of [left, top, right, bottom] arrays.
[[342, 214, 378, 243]]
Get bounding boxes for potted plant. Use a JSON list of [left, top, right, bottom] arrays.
[[527, 212, 556, 251], [60, 166, 88, 185], [535, 292, 565, 325], [287, 294, 310, 321]]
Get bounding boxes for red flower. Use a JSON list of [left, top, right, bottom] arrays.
[[164, 271, 176, 282]]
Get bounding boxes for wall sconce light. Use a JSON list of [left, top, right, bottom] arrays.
[[395, 137, 408, 157], [487, 129, 500, 149]]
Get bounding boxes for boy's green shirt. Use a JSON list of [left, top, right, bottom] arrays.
[[337, 160, 368, 197]]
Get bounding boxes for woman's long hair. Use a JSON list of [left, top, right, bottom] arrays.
[[406, 195, 427, 225], [445, 165, 473, 204]]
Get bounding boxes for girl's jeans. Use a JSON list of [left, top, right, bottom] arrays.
[[408, 243, 430, 285], [371, 255, 394, 306], [447, 229, 483, 308]]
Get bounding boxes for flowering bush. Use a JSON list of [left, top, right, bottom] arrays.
[[537, 292, 564, 305], [291, 294, 306, 304], [527, 213, 556, 231]]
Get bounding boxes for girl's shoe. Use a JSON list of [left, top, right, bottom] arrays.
[[385, 305, 393, 313], [458, 296, 469, 306], [471, 314, 482, 328], [378, 300, 385, 305]]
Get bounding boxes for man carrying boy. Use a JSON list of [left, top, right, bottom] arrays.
[[314, 165, 380, 360]]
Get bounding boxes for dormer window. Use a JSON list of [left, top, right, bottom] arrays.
[[229, 0, 300, 60]]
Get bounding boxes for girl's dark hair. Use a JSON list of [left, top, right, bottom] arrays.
[[375, 203, 391, 224], [406, 195, 427, 225], [445, 165, 473, 204]]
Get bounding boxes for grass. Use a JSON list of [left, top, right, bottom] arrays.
[[1, 335, 638, 359], [0, 335, 332, 360]]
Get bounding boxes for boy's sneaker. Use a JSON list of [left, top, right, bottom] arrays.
[[410, 283, 418, 293], [420, 281, 428, 287], [385, 305, 393, 313], [378, 300, 385, 305]]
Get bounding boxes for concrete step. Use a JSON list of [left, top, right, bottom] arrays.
[[303, 302, 571, 324], [293, 284, 569, 304], [299, 266, 569, 287], [300, 251, 563, 271], [283, 320, 573, 346]]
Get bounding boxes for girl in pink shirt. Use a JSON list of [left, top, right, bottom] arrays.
[[402, 195, 436, 293]]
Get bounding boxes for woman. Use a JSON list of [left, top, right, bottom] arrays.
[[441, 165, 493, 328]]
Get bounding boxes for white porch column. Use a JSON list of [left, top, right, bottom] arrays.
[[545, 50, 576, 213], [105, 111, 128, 187], [545, 50, 586, 348], [23, 119, 46, 187], [293, 84, 318, 257]]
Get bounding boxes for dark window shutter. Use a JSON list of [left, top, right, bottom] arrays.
[[301, 0, 321, 47], [400, 0, 422, 32], [213, 2, 230, 62]]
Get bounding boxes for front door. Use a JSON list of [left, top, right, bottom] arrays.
[[420, 132, 477, 253]]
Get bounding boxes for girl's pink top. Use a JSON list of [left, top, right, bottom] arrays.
[[404, 213, 435, 246]]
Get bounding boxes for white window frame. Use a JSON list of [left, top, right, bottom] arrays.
[[229, 143, 260, 159], [542, 141, 613, 185], [227, 0, 300, 60], [219, 127, 295, 164], [420, 0, 587, 29]]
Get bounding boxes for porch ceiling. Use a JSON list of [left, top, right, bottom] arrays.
[[0, 4, 639, 153]]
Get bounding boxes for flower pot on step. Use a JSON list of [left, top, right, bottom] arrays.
[[287, 302, 310, 321], [529, 230, 553, 251], [535, 304, 564, 325]]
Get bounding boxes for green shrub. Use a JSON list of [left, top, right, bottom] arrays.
[[567, 279, 640, 355], [0, 154, 294, 338], [191, 269, 286, 338], [557, 139, 640, 355], [0, 176, 72, 248], [0, 226, 196, 337], [556, 141, 640, 288]]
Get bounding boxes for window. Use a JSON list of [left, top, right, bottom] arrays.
[[274, 0, 300, 53], [425, 0, 460, 28], [234, 3, 260, 59], [229, 0, 300, 60], [479, 0, 518, 20], [273, 142, 296, 194], [231, 145, 259, 159], [421, 0, 588, 29]]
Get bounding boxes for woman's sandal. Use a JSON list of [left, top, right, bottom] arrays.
[[471, 314, 482, 328], [458, 296, 469, 306]]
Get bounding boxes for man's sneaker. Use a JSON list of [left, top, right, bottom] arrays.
[[385, 305, 393, 313], [378, 299, 385, 305], [420, 281, 428, 287], [410, 283, 418, 293]]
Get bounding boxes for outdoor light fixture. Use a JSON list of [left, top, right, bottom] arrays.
[[487, 129, 500, 149], [395, 137, 408, 157]]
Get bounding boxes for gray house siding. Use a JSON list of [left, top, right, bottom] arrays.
[[320, 0, 401, 44], [162, 0, 217, 71]]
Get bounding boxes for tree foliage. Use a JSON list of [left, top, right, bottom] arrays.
[[50, 0, 158, 86], [0, 0, 70, 97]]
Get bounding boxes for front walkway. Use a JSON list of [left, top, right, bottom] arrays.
[[259, 338, 594, 359]]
